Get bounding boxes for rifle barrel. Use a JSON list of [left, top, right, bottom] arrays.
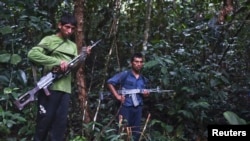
[[90, 39, 102, 49]]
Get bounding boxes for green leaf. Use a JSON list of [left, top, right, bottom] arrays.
[[10, 54, 22, 65], [0, 53, 22, 64], [223, 111, 247, 125], [0, 26, 13, 35], [4, 87, 12, 94], [144, 60, 159, 68], [189, 101, 210, 109], [160, 66, 168, 74], [177, 110, 193, 119], [0, 75, 10, 85], [210, 78, 220, 87], [164, 58, 174, 64], [0, 53, 11, 63]]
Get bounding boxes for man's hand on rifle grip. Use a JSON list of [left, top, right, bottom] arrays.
[[142, 89, 150, 97], [60, 61, 68, 72], [116, 93, 125, 104]]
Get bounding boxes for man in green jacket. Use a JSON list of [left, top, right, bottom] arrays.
[[28, 12, 90, 141]]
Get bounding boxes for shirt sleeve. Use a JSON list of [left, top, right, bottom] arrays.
[[27, 37, 61, 67], [107, 71, 125, 86]]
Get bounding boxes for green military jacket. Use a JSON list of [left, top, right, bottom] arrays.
[[28, 35, 78, 94]]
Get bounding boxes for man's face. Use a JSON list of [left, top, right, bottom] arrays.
[[131, 57, 144, 72], [58, 23, 76, 39]]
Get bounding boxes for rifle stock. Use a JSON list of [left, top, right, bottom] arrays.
[[14, 87, 39, 110], [14, 72, 56, 110], [14, 39, 101, 110]]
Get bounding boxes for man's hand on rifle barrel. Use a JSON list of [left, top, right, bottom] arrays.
[[85, 46, 91, 54], [83, 39, 102, 56]]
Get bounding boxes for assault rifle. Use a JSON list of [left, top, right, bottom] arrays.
[[14, 39, 101, 110], [116, 87, 173, 95], [99, 87, 174, 106], [117, 88, 174, 106]]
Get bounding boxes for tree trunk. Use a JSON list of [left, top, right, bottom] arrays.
[[73, 0, 91, 123], [143, 0, 152, 52]]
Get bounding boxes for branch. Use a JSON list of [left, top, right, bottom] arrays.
[[219, 12, 250, 65]]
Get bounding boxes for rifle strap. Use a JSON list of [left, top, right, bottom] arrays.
[[37, 41, 65, 55], [31, 41, 65, 84], [31, 65, 38, 83]]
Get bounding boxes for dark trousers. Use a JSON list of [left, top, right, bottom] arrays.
[[34, 90, 70, 141], [119, 105, 142, 141]]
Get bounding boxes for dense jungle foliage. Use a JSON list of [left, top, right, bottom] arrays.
[[1, 0, 250, 141]]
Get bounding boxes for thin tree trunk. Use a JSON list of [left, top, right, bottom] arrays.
[[143, 0, 152, 51], [110, 0, 121, 69], [74, 0, 91, 123]]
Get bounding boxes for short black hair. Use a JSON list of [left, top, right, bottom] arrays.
[[60, 12, 77, 26], [130, 52, 143, 62]]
